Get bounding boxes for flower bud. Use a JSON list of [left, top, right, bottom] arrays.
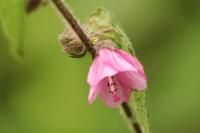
[[59, 27, 87, 58]]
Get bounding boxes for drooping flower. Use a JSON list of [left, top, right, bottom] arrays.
[[87, 41, 147, 107]]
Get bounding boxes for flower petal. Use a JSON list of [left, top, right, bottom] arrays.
[[115, 48, 147, 79], [88, 86, 100, 104], [87, 53, 117, 87], [117, 71, 147, 90], [87, 48, 137, 86]]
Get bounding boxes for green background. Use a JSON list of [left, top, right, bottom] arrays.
[[0, 0, 200, 133]]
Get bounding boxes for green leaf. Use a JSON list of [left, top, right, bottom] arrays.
[[85, 8, 150, 133], [0, 0, 26, 59]]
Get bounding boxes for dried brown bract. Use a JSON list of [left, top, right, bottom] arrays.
[[59, 26, 90, 58]]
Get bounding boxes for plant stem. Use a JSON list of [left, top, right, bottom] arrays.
[[51, 0, 95, 57], [122, 103, 142, 133], [51, 0, 142, 132]]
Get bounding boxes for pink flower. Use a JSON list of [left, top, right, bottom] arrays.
[[87, 48, 147, 107]]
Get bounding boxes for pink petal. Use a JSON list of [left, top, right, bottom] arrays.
[[88, 86, 100, 104], [117, 71, 147, 90], [87, 53, 117, 87], [87, 48, 137, 86], [115, 48, 147, 79]]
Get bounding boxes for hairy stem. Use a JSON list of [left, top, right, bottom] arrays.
[[51, 0, 95, 57], [51, 0, 142, 132], [121, 103, 142, 133]]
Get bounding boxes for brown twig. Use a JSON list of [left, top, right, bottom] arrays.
[[51, 0, 95, 58]]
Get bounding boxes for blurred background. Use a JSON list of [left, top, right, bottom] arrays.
[[0, 0, 200, 133]]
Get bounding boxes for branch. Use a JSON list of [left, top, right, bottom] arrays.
[[51, 0, 95, 58]]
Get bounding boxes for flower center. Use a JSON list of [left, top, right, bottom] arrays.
[[108, 76, 120, 102]]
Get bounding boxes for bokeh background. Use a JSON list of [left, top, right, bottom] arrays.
[[1, 0, 200, 133]]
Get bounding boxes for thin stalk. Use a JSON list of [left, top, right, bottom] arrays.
[[121, 103, 142, 133], [51, 0, 95, 58]]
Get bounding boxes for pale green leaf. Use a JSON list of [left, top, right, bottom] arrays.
[[85, 8, 150, 133], [0, 0, 26, 58]]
